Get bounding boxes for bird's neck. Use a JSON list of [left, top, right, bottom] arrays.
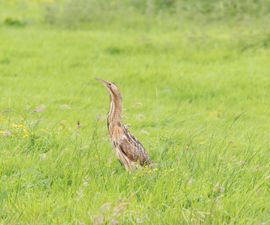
[[107, 96, 122, 131]]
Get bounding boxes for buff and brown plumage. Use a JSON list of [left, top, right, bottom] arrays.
[[96, 78, 152, 170]]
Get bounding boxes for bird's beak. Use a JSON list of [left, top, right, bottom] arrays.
[[95, 77, 109, 87]]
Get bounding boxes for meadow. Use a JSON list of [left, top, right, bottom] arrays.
[[0, 1, 270, 224]]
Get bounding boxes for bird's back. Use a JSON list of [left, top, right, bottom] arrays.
[[110, 124, 151, 169]]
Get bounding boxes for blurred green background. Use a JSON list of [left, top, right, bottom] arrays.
[[1, 0, 270, 28]]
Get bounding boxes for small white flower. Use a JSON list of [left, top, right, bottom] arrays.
[[34, 104, 46, 113], [2, 130, 11, 137], [76, 188, 84, 201], [220, 185, 225, 194], [187, 178, 193, 186], [83, 177, 89, 187], [40, 153, 46, 161]]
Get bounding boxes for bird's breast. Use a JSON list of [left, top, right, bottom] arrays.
[[108, 124, 123, 143]]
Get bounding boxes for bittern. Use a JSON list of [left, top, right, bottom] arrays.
[[96, 78, 152, 170]]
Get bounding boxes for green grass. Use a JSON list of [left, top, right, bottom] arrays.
[[1, 2, 270, 225]]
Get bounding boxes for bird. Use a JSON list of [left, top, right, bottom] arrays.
[[96, 78, 152, 170]]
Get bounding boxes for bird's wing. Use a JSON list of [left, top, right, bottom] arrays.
[[118, 126, 151, 166]]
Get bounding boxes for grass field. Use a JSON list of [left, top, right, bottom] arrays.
[[1, 1, 270, 224]]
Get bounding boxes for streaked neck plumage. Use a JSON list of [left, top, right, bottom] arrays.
[[107, 92, 122, 136]]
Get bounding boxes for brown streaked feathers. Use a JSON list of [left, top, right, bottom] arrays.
[[96, 78, 152, 170]]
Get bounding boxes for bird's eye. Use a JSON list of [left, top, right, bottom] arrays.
[[108, 83, 112, 86]]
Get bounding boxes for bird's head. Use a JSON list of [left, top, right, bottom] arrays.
[[96, 77, 121, 100]]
